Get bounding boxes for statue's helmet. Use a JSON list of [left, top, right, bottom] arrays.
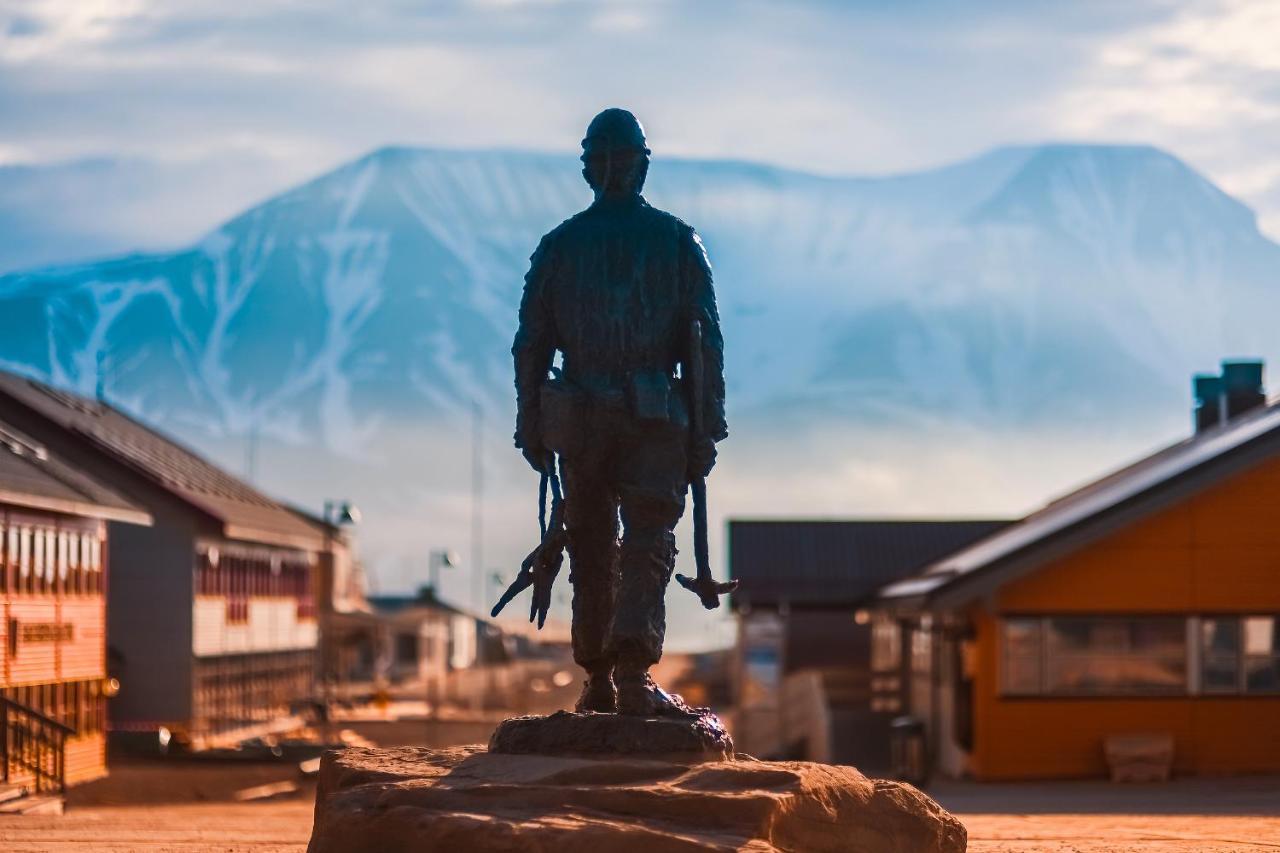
[[581, 108, 650, 156]]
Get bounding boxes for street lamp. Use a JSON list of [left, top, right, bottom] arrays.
[[428, 549, 459, 598], [322, 500, 361, 527]]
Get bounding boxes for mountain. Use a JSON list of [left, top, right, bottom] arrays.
[[1, 143, 1276, 646], [3, 144, 1275, 439]]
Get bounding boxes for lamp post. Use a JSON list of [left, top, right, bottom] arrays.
[[319, 500, 360, 726], [428, 549, 459, 600], [425, 548, 458, 741]]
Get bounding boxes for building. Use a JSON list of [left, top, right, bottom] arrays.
[[0, 416, 150, 791], [728, 519, 1009, 769], [0, 372, 330, 750], [876, 360, 1280, 780], [348, 589, 470, 699]]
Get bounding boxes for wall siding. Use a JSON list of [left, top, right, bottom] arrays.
[[192, 597, 318, 657]]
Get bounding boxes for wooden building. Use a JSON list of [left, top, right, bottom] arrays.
[[0, 416, 150, 792], [727, 519, 1009, 770], [877, 361, 1280, 780], [0, 372, 329, 750]]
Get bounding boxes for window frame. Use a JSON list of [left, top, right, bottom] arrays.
[[1200, 615, 1280, 696]]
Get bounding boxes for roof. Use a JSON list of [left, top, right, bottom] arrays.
[[879, 399, 1280, 609], [0, 371, 323, 550], [368, 591, 572, 643], [0, 419, 150, 525], [370, 590, 474, 619], [728, 519, 1012, 609]]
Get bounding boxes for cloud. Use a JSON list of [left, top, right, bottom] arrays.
[[0, 0, 1278, 237], [1046, 0, 1280, 235]]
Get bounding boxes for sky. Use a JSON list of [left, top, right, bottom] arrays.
[[2, 0, 1280, 239]]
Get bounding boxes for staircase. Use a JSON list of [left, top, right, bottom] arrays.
[[780, 667, 894, 774], [0, 696, 72, 815]]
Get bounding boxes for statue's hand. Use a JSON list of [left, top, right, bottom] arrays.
[[521, 443, 554, 474], [688, 435, 717, 480]]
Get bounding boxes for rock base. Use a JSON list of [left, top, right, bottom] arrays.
[[489, 710, 734, 762], [306, 746, 968, 853]]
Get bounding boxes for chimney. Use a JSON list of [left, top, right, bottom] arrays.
[[1194, 359, 1266, 434], [1193, 373, 1224, 433], [1222, 360, 1265, 419]]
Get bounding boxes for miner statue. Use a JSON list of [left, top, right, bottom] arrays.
[[493, 108, 734, 717]]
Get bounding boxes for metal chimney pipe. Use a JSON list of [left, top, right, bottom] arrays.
[[1193, 374, 1225, 434], [1221, 360, 1265, 420]]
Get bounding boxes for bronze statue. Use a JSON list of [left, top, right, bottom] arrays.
[[499, 108, 729, 716]]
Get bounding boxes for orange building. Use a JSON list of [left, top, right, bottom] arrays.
[[0, 416, 149, 801], [876, 361, 1280, 780]]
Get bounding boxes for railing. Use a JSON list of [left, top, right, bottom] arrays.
[[0, 696, 74, 795]]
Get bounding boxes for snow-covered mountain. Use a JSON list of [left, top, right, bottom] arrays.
[[2, 143, 1276, 644], [3, 144, 1275, 444]]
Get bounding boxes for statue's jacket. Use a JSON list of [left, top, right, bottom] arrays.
[[513, 193, 727, 451]]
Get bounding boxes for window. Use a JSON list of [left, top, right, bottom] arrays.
[[1002, 618, 1043, 695], [1002, 616, 1187, 696], [57, 532, 69, 584], [1202, 616, 1280, 694], [871, 615, 902, 672], [32, 529, 44, 585], [911, 621, 933, 676], [18, 527, 30, 582], [396, 633, 419, 664]]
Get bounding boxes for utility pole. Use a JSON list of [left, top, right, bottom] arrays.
[[245, 422, 259, 484], [470, 399, 486, 711], [471, 399, 484, 616]]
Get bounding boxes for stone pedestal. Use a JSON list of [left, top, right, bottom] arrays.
[[490, 710, 734, 762], [306, 745, 968, 853]]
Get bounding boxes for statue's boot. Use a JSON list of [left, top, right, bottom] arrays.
[[574, 668, 617, 713], [615, 669, 696, 717]]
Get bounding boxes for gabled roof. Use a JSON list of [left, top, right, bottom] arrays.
[[0, 418, 150, 525], [879, 400, 1280, 609], [0, 371, 323, 550], [728, 519, 1012, 609]]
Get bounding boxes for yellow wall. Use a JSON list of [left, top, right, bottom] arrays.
[[969, 452, 1280, 780]]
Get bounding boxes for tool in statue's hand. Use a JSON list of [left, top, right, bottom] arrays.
[[491, 460, 567, 628], [674, 318, 739, 610]]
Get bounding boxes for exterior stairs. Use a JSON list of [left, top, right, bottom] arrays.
[[1, 695, 73, 816], [0, 781, 64, 815]]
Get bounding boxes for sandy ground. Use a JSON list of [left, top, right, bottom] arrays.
[[938, 776, 1280, 852], [0, 801, 316, 852], [963, 814, 1280, 852], [1, 756, 1277, 851]]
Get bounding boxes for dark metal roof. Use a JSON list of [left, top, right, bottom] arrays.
[[0, 419, 150, 524], [879, 397, 1280, 608], [0, 371, 323, 549], [369, 591, 471, 618], [728, 519, 1011, 609]]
